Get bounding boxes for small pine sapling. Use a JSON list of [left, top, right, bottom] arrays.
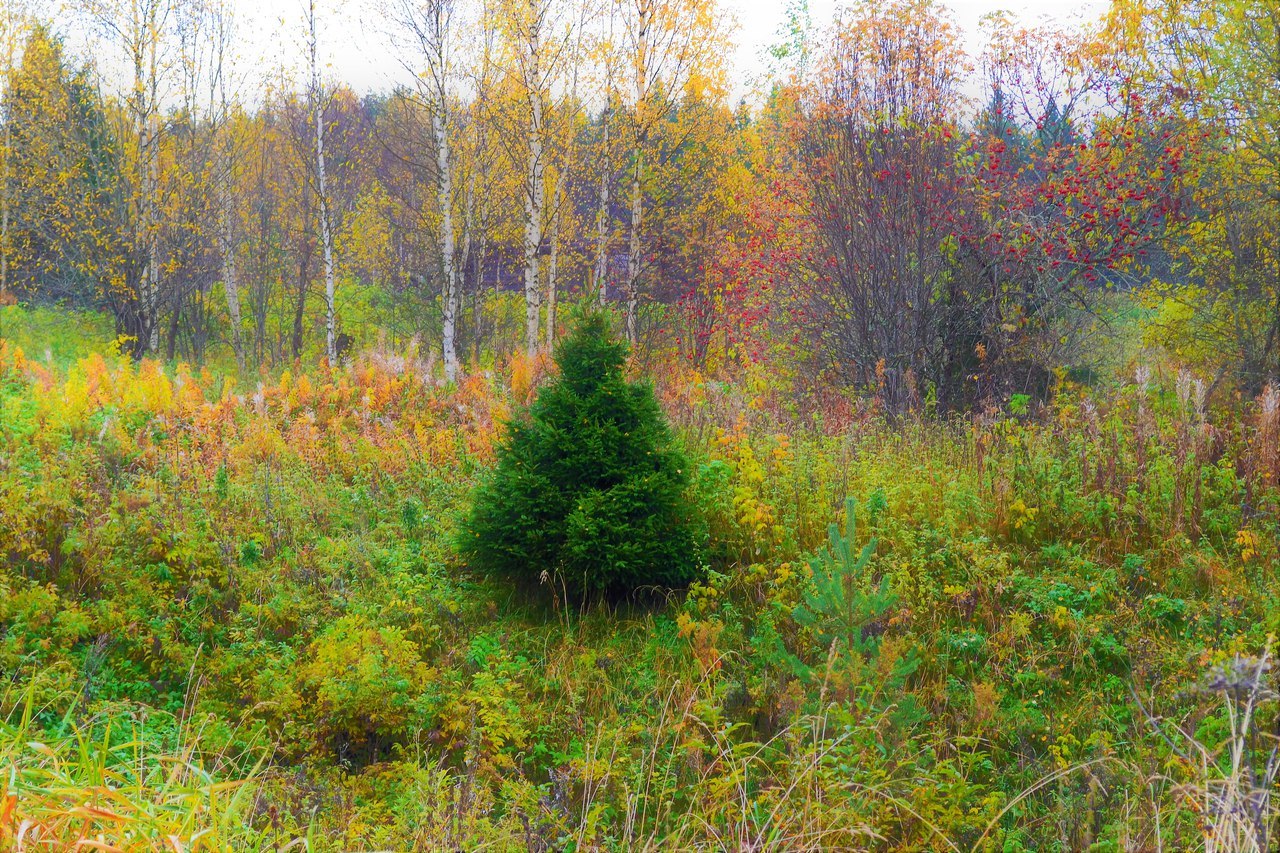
[[791, 496, 897, 672]]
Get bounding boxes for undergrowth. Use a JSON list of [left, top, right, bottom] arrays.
[[2, 307, 1279, 849]]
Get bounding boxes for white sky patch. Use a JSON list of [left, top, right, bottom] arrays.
[[732, 0, 1111, 99], [57, 0, 1113, 107]]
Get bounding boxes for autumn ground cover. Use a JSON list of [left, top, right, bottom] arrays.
[[5, 0, 1280, 846], [2, 304, 1279, 851]]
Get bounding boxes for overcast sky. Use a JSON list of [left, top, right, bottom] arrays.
[[64, 0, 1112, 104], [731, 0, 1110, 99], [334, 0, 1107, 97]]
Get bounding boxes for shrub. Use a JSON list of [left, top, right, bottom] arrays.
[[460, 310, 703, 600], [292, 614, 431, 756]]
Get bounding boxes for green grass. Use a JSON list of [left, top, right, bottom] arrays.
[[1, 682, 285, 850], [1, 303, 1278, 849], [0, 304, 118, 370]]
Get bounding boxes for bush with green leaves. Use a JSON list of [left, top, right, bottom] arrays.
[[460, 310, 704, 600]]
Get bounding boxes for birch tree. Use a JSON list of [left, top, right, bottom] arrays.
[[492, 0, 592, 358], [304, 0, 339, 363], [391, 0, 462, 381], [493, 0, 565, 358], [618, 0, 720, 343], [138, 0, 164, 353], [79, 0, 181, 356], [204, 0, 244, 369], [509, 0, 550, 358]]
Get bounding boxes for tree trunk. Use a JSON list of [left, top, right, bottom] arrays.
[[435, 108, 459, 382], [592, 105, 611, 305], [1, 118, 9, 298], [521, 22, 545, 360], [545, 174, 562, 348], [144, 32, 160, 354], [220, 158, 244, 369], [625, 148, 642, 345], [309, 0, 337, 364], [139, 116, 160, 355], [315, 108, 336, 364]]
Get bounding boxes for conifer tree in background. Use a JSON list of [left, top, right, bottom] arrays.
[[461, 309, 703, 601]]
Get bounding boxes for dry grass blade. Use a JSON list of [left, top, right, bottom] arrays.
[[0, 684, 284, 851]]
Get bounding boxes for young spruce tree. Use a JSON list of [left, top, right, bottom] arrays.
[[461, 310, 703, 601]]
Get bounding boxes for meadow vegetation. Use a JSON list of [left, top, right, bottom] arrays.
[[4, 0, 1280, 848], [3, 304, 1280, 850]]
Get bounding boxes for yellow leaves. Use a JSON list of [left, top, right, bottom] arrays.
[[288, 373, 313, 409], [1049, 604, 1076, 632], [508, 351, 535, 403], [710, 417, 795, 550], [676, 605, 724, 674], [1009, 498, 1039, 529], [339, 183, 396, 279], [1237, 528, 1259, 562], [413, 420, 458, 467], [0, 726, 256, 853], [1, 341, 26, 374], [1048, 732, 1084, 772], [675, 610, 697, 638]]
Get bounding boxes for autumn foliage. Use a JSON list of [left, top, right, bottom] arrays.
[[7, 0, 1280, 848]]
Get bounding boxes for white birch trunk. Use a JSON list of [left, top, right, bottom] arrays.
[[545, 174, 562, 348], [220, 160, 244, 369], [435, 108, 459, 382], [310, 1, 337, 364], [625, 149, 642, 345], [316, 109, 336, 363], [1, 118, 9, 298], [521, 17, 545, 360], [592, 106, 611, 306]]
